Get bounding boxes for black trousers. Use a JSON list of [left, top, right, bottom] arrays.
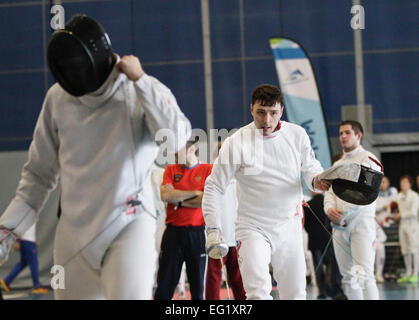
[[312, 244, 344, 298], [154, 224, 207, 300]]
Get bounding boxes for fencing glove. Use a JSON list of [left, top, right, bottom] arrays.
[[206, 228, 228, 259]]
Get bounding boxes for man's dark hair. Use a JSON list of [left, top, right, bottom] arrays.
[[251, 84, 284, 107], [340, 120, 364, 135]]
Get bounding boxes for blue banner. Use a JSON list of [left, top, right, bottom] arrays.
[[270, 38, 332, 173]]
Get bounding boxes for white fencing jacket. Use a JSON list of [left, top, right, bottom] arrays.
[[219, 179, 239, 247], [397, 189, 418, 221], [324, 145, 382, 229], [20, 223, 36, 243], [0, 62, 191, 269], [203, 121, 323, 236]]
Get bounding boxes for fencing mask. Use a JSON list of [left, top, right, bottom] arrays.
[[47, 14, 116, 97], [318, 162, 384, 205]]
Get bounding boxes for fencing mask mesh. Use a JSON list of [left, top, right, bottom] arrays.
[[318, 162, 384, 206], [47, 14, 116, 97], [332, 165, 383, 205]]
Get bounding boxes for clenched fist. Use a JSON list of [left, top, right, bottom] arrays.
[[313, 175, 332, 191], [117, 55, 145, 81], [327, 208, 343, 224]]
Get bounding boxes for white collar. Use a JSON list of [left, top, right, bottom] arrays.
[[343, 145, 364, 158]]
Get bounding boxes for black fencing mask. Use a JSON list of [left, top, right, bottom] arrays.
[[47, 14, 116, 97], [318, 162, 384, 206], [332, 165, 383, 205]]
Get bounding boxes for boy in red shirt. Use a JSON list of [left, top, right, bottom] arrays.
[[154, 140, 212, 300]]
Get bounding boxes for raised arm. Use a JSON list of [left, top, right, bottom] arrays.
[[118, 55, 191, 152]]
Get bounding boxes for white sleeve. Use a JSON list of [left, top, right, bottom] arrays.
[[300, 129, 324, 191], [323, 188, 337, 214], [134, 74, 191, 152], [412, 193, 419, 218], [0, 93, 59, 235], [390, 187, 398, 202], [202, 138, 240, 230], [375, 197, 386, 213], [405, 192, 419, 218]]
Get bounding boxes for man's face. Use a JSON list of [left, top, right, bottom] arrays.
[[400, 178, 411, 193], [339, 124, 361, 152], [380, 177, 390, 192], [175, 144, 195, 165], [251, 102, 283, 136]]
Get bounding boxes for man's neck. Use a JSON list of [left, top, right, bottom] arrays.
[[343, 144, 361, 153], [185, 158, 199, 168]]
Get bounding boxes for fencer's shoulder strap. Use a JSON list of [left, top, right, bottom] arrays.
[[367, 156, 384, 172], [358, 148, 384, 172]]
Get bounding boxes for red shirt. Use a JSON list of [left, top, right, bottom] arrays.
[[162, 163, 213, 227]]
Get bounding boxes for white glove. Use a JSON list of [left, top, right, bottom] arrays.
[[318, 163, 361, 182], [0, 228, 17, 266], [206, 228, 228, 259]]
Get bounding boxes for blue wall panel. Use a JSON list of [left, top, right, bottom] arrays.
[[279, 1, 354, 54], [244, 0, 354, 57], [212, 61, 243, 129], [364, 51, 419, 134], [0, 0, 38, 3], [0, 5, 44, 71], [0, 0, 418, 151], [311, 55, 357, 124], [145, 63, 206, 130], [0, 72, 44, 147], [362, 0, 419, 50], [132, 0, 203, 62], [243, 0, 281, 57], [209, 0, 241, 59], [373, 121, 419, 135]]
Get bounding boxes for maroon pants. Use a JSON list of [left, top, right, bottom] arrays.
[[205, 246, 246, 300]]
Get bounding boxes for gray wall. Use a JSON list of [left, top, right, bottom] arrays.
[[0, 151, 59, 289]]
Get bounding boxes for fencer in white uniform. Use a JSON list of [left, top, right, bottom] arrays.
[[202, 84, 330, 300], [324, 120, 381, 300], [374, 176, 397, 282], [393, 176, 419, 283], [209, 143, 238, 251], [376, 177, 398, 222], [204, 142, 246, 300], [0, 56, 191, 299]]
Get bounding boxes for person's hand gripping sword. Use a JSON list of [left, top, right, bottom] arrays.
[[206, 228, 232, 299], [205, 228, 228, 260]]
